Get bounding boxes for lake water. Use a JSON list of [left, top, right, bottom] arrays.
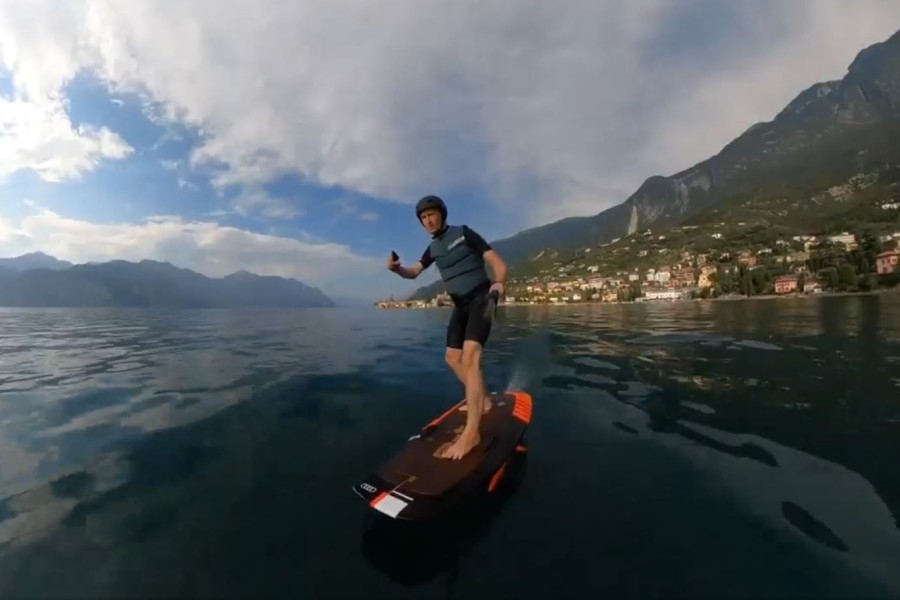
[[1, 294, 899, 598]]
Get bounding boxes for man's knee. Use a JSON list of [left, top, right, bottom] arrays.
[[461, 341, 483, 369], [445, 347, 463, 368]]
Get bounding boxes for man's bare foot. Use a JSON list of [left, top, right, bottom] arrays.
[[459, 395, 493, 413], [442, 428, 480, 460]]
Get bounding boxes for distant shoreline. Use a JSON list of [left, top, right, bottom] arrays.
[[378, 287, 896, 309], [707, 288, 892, 302], [0, 304, 340, 310]]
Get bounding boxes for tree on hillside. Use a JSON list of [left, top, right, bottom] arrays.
[[854, 229, 881, 274], [751, 268, 772, 294], [820, 266, 840, 289], [838, 263, 858, 290]]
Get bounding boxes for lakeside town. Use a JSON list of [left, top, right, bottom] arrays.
[[376, 226, 900, 309]]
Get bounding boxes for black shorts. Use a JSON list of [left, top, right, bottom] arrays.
[[446, 289, 493, 349]]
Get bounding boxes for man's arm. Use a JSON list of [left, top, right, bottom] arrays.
[[463, 226, 507, 283], [394, 262, 425, 279], [484, 249, 507, 284], [393, 247, 433, 279]]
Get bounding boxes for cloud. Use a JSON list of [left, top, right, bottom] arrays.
[[0, 1, 134, 183], [1, 1, 899, 229], [332, 195, 379, 223], [159, 158, 199, 191], [232, 187, 303, 221], [0, 204, 383, 296], [0, 214, 26, 243], [0, 95, 132, 184]]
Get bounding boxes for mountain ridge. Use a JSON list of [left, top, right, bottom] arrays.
[[0, 251, 73, 272], [408, 28, 900, 300], [0, 254, 335, 308]]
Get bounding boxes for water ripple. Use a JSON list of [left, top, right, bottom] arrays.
[[0, 296, 899, 597], [0, 307, 419, 497]]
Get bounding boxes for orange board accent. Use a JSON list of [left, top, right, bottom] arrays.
[[509, 391, 533, 424], [369, 491, 388, 507], [424, 399, 466, 430], [488, 461, 508, 492]]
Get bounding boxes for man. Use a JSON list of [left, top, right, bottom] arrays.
[[387, 194, 507, 460]]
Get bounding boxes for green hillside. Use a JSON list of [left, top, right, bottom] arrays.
[[685, 120, 900, 231]]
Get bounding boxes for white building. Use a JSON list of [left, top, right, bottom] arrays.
[[639, 289, 691, 302]]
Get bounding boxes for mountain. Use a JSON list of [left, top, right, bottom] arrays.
[[0, 251, 73, 271], [0, 256, 334, 308], [409, 28, 900, 300], [329, 294, 379, 308]]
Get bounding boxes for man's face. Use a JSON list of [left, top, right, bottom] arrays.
[[419, 208, 443, 234]]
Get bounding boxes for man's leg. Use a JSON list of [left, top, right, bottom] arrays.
[[445, 305, 467, 381], [445, 348, 466, 383], [442, 341, 486, 460], [442, 295, 494, 460], [444, 305, 488, 401]]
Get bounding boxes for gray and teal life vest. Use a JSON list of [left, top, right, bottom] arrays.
[[429, 224, 490, 302]]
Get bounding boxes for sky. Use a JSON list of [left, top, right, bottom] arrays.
[[1, 1, 899, 302]]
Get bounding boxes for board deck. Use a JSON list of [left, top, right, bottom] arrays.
[[353, 390, 532, 521]]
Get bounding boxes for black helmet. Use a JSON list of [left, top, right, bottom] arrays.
[[415, 195, 447, 221]]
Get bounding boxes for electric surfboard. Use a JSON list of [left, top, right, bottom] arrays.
[[353, 390, 532, 521]]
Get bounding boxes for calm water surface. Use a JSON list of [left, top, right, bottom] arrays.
[[1, 294, 899, 598]]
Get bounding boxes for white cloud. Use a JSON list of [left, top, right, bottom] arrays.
[[0, 204, 388, 297], [0, 214, 25, 243], [331, 195, 379, 223], [232, 187, 303, 221], [0, 1, 133, 183], [1, 1, 899, 228], [0, 95, 132, 184]]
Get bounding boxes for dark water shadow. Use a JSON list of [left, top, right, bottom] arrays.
[[543, 327, 900, 594], [782, 501, 849, 553], [559, 319, 900, 539], [545, 369, 781, 469], [642, 393, 780, 468]]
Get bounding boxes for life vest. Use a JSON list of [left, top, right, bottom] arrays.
[[429, 224, 490, 302]]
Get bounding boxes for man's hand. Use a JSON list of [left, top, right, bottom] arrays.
[[489, 281, 505, 298], [388, 253, 424, 280], [387, 251, 400, 272]]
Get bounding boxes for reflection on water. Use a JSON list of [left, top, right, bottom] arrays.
[[0, 294, 899, 597], [0, 308, 396, 497]]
